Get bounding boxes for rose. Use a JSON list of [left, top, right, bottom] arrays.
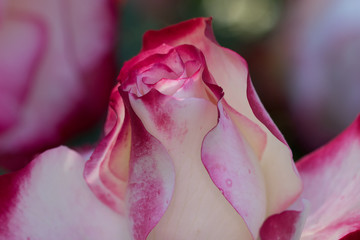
[[83, 17, 302, 239], [0, 0, 117, 170], [0, 18, 360, 240], [282, 0, 360, 150]]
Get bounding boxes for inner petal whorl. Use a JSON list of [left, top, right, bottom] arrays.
[[120, 45, 206, 98]]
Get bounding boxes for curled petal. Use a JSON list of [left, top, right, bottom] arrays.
[[0, 146, 131, 239], [295, 115, 360, 239], [84, 86, 131, 213]]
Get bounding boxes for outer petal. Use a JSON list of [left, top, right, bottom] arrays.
[[0, 0, 116, 170], [142, 17, 301, 215], [85, 87, 175, 240], [0, 146, 131, 239], [296, 116, 360, 239], [202, 99, 266, 239]]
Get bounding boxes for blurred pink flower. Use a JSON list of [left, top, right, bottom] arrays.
[[0, 0, 118, 170], [284, 0, 360, 150]]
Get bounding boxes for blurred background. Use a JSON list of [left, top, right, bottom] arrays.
[[1, 0, 359, 174]]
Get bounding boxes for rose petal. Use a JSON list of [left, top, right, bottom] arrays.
[[142, 17, 302, 215], [260, 200, 309, 240], [202, 99, 266, 239], [86, 87, 175, 240], [84, 86, 131, 213], [124, 95, 175, 240], [0, 146, 131, 239], [296, 115, 360, 239]]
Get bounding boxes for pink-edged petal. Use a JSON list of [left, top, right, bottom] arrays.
[[296, 115, 360, 239], [121, 92, 175, 240], [0, 14, 45, 133], [260, 199, 309, 240], [118, 44, 174, 85], [84, 86, 130, 213], [202, 99, 266, 239], [246, 78, 287, 145], [0, 146, 131, 239], [129, 90, 250, 239], [141, 17, 302, 215], [85, 87, 175, 240]]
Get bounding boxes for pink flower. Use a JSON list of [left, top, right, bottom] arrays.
[[0, 0, 118, 170], [0, 18, 359, 239]]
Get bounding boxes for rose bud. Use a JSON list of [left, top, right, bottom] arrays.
[[84, 17, 301, 239]]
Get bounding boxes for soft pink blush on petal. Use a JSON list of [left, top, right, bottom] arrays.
[[0, 147, 131, 240], [86, 87, 175, 240], [296, 116, 360, 239], [0, 14, 45, 133], [202, 99, 266, 239], [119, 92, 175, 240]]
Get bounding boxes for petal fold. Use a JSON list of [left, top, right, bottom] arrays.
[[84, 86, 131, 213], [202, 100, 266, 239]]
